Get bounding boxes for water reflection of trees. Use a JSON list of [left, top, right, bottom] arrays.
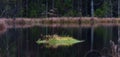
[[1, 22, 120, 35], [0, 24, 119, 57], [0, 22, 6, 34]]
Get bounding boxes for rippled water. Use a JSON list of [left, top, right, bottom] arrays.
[[0, 25, 119, 57]]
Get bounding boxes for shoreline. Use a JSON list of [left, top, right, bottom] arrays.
[[0, 17, 120, 28], [1, 17, 120, 34], [1, 17, 120, 24]]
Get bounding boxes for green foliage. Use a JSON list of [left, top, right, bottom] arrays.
[[0, 0, 117, 17], [64, 10, 78, 16], [94, 2, 108, 17], [95, 8, 104, 17]]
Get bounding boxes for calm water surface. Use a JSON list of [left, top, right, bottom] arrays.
[[0, 25, 118, 57]]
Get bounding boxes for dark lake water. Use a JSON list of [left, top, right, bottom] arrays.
[[0, 25, 119, 57]]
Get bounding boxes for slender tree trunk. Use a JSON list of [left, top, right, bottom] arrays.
[[110, 0, 113, 17], [85, 0, 88, 16], [118, 26, 120, 57], [24, 0, 28, 17], [118, 0, 120, 56], [6, 32, 10, 57], [46, 0, 48, 17], [79, 0, 82, 17], [118, 0, 120, 17], [91, 25, 94, 51], [52, 0, 54, 9], [91, 0, 94, 17]]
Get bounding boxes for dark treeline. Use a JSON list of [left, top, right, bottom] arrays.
[[0, 0, 119, 18]]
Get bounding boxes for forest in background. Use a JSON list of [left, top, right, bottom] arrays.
[[0, 0, 119, 18]]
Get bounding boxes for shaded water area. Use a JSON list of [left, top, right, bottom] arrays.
[[0, 24, 119, 57]]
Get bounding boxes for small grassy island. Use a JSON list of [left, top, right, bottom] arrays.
[[36, 35, 84, 48]]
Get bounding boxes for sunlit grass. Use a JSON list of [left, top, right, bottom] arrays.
[[36, 35, 84, 48]]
